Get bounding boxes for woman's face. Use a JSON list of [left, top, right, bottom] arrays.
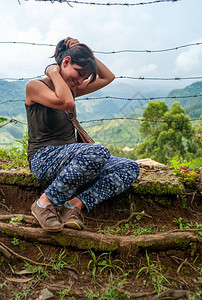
[[61, 57, 91, 89]]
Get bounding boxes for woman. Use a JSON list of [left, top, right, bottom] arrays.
[[25, 37, 139, 232]]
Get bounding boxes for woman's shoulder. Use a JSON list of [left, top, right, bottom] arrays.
[[26, 79, 46, 90], [25, 79, 51, 105]]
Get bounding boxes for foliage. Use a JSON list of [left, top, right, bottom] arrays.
[[0, 132, 28, 169], [87, 118, 140, 148], [87, 249, 124, 279], [173, 217, 202, 231], [85, 280, 129, 299], [136, 101, 201, 164], [136, 251, 170, 294], [56, 285, 72, 299], [107, 145, 137, 160], [9, 216, 23, 224], [49, 249, 68, 273], [98, 222, 158, 236], [0, 117, 7, 124], [11, 237, 20, 246]]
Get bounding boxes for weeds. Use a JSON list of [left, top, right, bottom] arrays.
[[0, 280, 7, 289], [11, 237, 20, 246], [87, 249, 125, 279], [98, 222, 157, 236], [9, 216, 23, 224], [56, 285, 72, 300], [49, 249, 68, 273], [136, 251, 170, 294], [0, 144, 28, 169], [173, 217, 202, 230], [23, 261, 51, 278], [85, 280, 129, 299]]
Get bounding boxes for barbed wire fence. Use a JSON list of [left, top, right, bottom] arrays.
[[0, 38, 202, 144], [18, 0, 181, 7], [1, 41, 202, 54]]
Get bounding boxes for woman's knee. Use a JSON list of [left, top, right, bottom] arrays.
[[130, 161, 140, 181], [118, 159, 140, 182], [79, 143, 110, 162]]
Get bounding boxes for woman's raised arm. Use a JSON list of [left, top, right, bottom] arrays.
[[74, 58, 115, 97]]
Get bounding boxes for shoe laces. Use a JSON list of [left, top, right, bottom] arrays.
[[44, 205, 61, 221]]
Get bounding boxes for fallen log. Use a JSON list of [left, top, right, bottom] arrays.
[[0, 220, 201, 257]]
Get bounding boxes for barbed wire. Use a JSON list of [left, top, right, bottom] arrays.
[[1, 116, 201, 129], [116, 76, 202, 81], [1, 41, 202, 54], [80, 117, 201, 123], [0, 76, 43, 81], [0, 119, 27, 128], [78, 94, 202, 101], [32, 0, 180, 7], [1, 75, 202, 81], [0, 100, 24, 105], [1, 94, 202, 105]]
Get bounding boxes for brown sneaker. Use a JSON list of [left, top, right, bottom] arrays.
[[59, 207, 84, 230], [31, 201, 64, 232]]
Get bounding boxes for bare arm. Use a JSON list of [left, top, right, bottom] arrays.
[[74, 58, 115, 97], [25, 64, 75, 111], [65, 37, 115, 98]]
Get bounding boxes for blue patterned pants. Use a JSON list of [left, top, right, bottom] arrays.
[[30, 143, 139, 212]]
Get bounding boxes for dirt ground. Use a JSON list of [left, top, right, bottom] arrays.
[[0, 156, 201, 299], [0, 185, 201, 299]]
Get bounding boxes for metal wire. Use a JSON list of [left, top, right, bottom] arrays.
[[1, 41, 202, 54], [1, 75, 202, 81], [77, 94, 202, 101], [80, 117, 201, 124], [1, 94, 202, 105], [33, 0, 180, 7], [1, 116, 201, 129], [116, 76, 202, 81], [0, 119, 27, 128]]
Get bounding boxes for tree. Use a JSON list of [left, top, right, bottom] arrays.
[[136, 101, 197, 164], [0, 117, 7, 124]]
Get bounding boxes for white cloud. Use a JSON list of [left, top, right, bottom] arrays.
[[174, 39, 202, 75], [0, 0, 201, 93], [136, 63, 158, 76]]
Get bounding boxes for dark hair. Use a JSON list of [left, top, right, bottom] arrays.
[[52, 39, 97, 83]]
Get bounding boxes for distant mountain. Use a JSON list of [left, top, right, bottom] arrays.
[[0, 80, 201, 147], [0, 80, 27, 117], [164, 81, 202, 118]]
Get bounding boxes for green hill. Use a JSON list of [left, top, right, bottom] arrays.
[[0, 80, 201, 148], [164, 81, 202, 118]]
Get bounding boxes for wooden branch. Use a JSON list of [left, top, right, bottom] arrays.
[[0, 214, 38, 225], [0, 242, 79, 274], [115, 211, 152, 226], [0, 221, 201, 257], [0, 203, 12, 213]]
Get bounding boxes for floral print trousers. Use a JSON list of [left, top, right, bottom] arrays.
[[30, 143, 140, 212]]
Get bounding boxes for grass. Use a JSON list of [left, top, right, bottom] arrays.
[[136, 251, 170, 294], [85, 280, 130, 299], [169, 156, 202, 170], [173, 217, 202, 231], [98, 222, 158, 236], [87, 249, 125, 280], [56, 285, 72, 300], [0, 147, 28, 169]]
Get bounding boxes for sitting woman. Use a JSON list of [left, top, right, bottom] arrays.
[[25, 37, 140, 232]]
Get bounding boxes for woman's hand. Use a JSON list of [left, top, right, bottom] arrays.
[[45, 63, 60, 77], [65, 37, 80, 48]]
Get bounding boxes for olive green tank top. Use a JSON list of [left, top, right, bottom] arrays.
[[25, 84, 77, 164]]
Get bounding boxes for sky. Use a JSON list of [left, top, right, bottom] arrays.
[[0, 0, 202, 96]]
